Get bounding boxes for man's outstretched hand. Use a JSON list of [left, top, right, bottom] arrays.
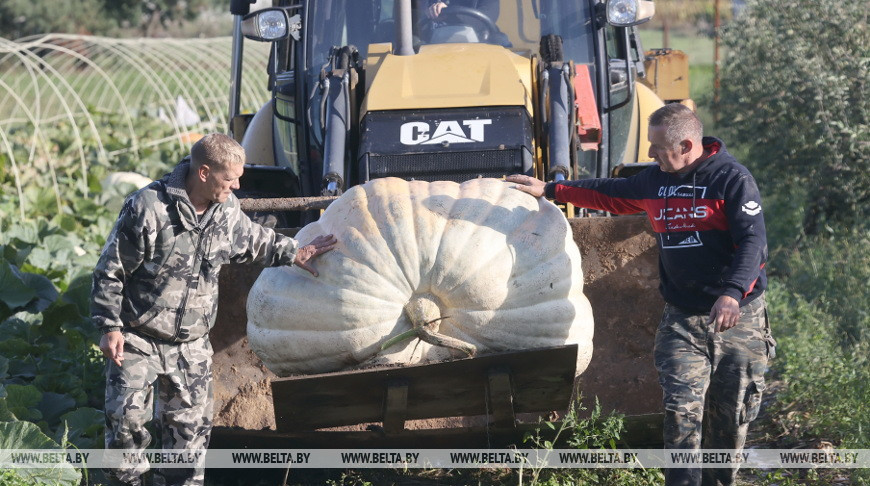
[[294, 234, 337, 277], [505, 174, 546, 198]]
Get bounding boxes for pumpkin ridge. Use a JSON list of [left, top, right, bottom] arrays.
[[367, 179, 421, 293], [410, 179, 462, 298], [432, 181, 567, 307], [405, 180, 423, 284], [504, 199, 569, 252], [331, 193, 414, 296], [433, 240, 515, 303], [457, 299, 579, 337], [429, 179, 508, 293], [478, 254, 577, 311], [323, 229, 411, 299]]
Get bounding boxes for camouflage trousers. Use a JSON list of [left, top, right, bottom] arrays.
[[104, 332, 213, 486], [654, 294, 775, 486]]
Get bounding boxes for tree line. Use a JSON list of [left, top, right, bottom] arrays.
[[0, 0, 227, 39]]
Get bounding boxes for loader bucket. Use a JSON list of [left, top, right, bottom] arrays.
[[209, 215, 663, 434]]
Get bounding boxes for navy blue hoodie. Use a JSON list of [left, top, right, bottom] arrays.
[[545, 137, 767, 312]]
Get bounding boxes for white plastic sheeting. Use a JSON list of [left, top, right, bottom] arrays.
[[0, 34, 270, 216]]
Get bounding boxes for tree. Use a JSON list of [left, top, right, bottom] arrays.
[[105, 0, 218, 37], [0, 0, 115, 39], [719, 0, 869, 236], [0, 0, 225, 39]]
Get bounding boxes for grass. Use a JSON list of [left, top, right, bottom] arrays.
[[638, 28, 717, 65], [765, 237, 870, 449]]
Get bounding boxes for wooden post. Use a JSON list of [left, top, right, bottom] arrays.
[[383, 380, 409, 433], [487, 366, 516, 429]]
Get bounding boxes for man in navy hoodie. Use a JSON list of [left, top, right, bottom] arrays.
[[508, 103, 775, 486]]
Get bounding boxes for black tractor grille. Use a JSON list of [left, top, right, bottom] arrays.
[[368, 149, 524, 183]]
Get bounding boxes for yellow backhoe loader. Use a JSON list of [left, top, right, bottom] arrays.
[[210, 0, 694, 450]]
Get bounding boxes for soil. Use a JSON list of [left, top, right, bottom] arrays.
[[568, 215, 664, 417], [211, 264, 278, 430]]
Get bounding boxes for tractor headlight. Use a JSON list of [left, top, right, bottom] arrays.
[[256, 10, 287, 40], [241, 8, 301, 42], [606, 0, 655, 27]]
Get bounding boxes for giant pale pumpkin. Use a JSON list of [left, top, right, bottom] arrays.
[[247, 177, 593, 376]]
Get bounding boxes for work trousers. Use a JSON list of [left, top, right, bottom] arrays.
[[103, 332, 213, 486], [654, 294, 774, 486]]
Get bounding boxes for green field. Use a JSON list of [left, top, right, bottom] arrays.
[[638, 28, 717, 65]]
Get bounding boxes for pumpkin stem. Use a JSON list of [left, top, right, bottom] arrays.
[[379, 328, 418, 351], [394, 294, 477, 358]]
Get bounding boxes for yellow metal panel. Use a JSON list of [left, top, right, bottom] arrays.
[[634, 82, 665, 163], [622, 88, 640, 166], [679, 98, 697, 111], [363, 42, 393, 94], [361, 43, 533, 116], [641, 49, 690, 102]]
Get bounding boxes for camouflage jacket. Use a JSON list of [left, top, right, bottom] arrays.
[[91, 161, 298, 343]]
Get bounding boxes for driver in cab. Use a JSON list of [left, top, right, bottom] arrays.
[[427, 0, 499, 21], [423, 0, 510, 46]]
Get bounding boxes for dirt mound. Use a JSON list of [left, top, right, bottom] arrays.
[[212, 265, 277, 429], [569, 216, 664, 416]]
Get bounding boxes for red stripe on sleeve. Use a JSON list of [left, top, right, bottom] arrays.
[[742, 263, 765, 298], [555, 185, 645, 215]]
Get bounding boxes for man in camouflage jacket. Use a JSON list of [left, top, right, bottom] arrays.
[[91, 133, 335, 486]]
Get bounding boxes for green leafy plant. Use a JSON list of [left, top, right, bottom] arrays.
[[0, 251, 106, 445], [0, 421, 82, 486], [0, 112, 184, 483], [521, 399, 664, 486]]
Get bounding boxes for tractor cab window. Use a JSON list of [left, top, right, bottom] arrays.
[[416, 0, 511, 47], [307, 0, 390, 67], [305, 0, 597, 62]]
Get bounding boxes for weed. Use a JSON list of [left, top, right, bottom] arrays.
[[521, 399, 664, 486]]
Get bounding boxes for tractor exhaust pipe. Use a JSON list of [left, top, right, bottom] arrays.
[[395, 0, 415, 55]]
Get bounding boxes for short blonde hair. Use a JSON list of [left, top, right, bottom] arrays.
[[190, 133, 246, 171]]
